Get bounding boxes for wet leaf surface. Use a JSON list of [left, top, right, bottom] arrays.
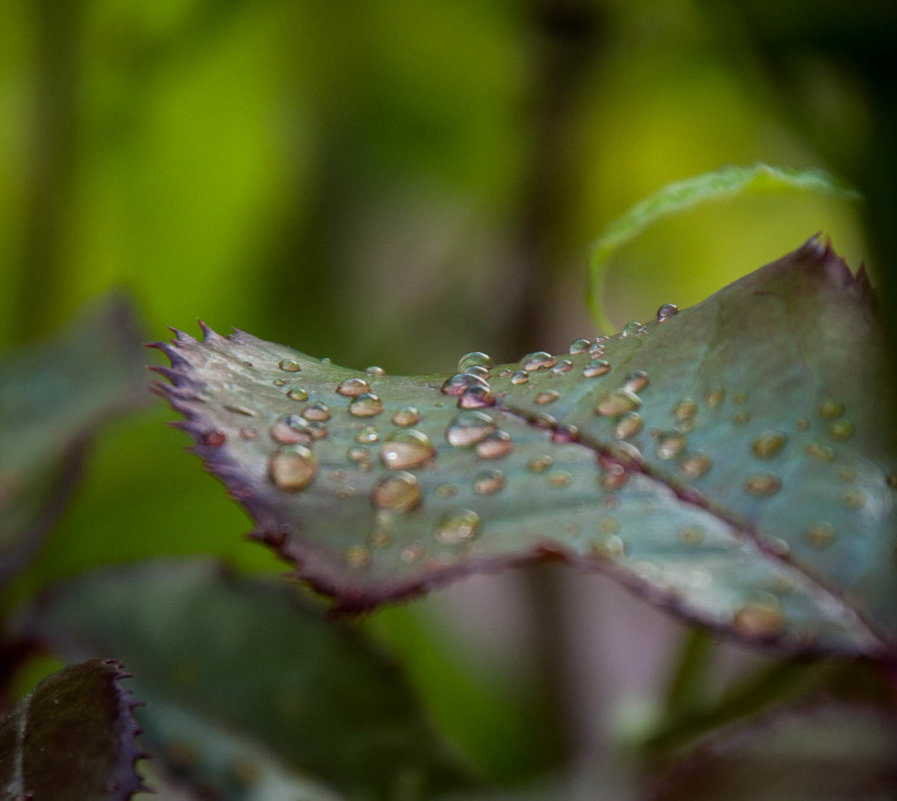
[[0, 658, 145, 801], [155, 239, 897, 656], [25, 560, 475, 801], [0, 295, 146, 586]]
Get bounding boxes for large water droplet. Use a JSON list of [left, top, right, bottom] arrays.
[[623, 370, 649, 393], [278, 358, 301, 373], [745, 473, 782, 497], [464, 365, 491, 379], [365, 365, 386, 377], [551, 359, 573, 375], [380, 429, 436, 470], [433, 509, 481, 545], [595, 388, 641, 417], [270, 416, 312, 445], [656, 303, 678, 321], [680, 452, 712, 479], [348, 393, 383, 417], [441, 372, 487, 396], [752, 430, 788, 459], [445, 411, 497, 447], [614, 412, 643, 440], [621, 321, 646, 337], [392, 406, 422, 426], [535, 390, 560, 405], [474, 469, 505, 495], [302, 401, 331, 421], [583, 359, 611, 378], [510, 370, 530, 385], [475, 430, 514, 459], [336, 377, 370, 397], [371, 471, 421, 511], [269, 447, 316, 491], [521, 351, 556, 372], [569, 338, 591, 355], [458, 351, 493, 371], [458, 384, 495, 408]]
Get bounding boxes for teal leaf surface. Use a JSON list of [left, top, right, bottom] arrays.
[[155, 239, 897, 656], [25, 560, 475, 801], [0, 659, 145, 801]]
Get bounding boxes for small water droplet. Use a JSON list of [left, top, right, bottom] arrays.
[[680, 452, 712, 479], [273, 378, 286, 387], [270, 416, 312, 445], [202, 430, 226, 447], [533, 412, 558, 429], [475, 430, 514, 459], [457, 351, 494, 371], [392, 406, 422, 426], [224, 403, 255, 417], [535, 390, 560, 405], [551, 424, 579, 442], [346, 545, 370, 567], [336, 377, 370, 397], [445, 411, 497, 447], [569, 338, 591, 355], [733, 600, 785, 639], [624, 370, 649, 393], [278, 358, 301, 373], [269, 447, 317, 491], [745, 473, 782, 497], [527, 454, 554, 473], [673, 399, 697, 421], [365, 365, 386, 377], [348, 393, 383, 417], [614, 412, 643, 440], [433, 509, 481, 545], [829, 419, 854, 441], [286, 388, 308, 402], [807, 522, 835, 548], [704, 388, 726, 407], [656, 303, 679, 321], [842, 488, 865, 509], [380, 429, 436, 470], [347, 445, 370, 463], [752, 431, 788, 459], [521, 351, 556, 372], [818, 398, 844, 418], [600, 463, 628, 490], [583, 359, 611, 378], [805, 442, 835, 462], [656, 432, 686, 459], [458, 384, 495, 408], [441, 372, 487, 396], [591, 534, 626, 560], [301, 401, 330, 421], [622, 321, 647, 337], [239, 426, 257, 440], [595, 388, 641, 417], [548, 471, 572, 488], [679, 526, 703, 545], [551, 359, 574, 374], [371, 471, 421, 511], [474, 469, 505, 495], [510, 370, 530, 385]]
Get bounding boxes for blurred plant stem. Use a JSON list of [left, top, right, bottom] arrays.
[[662, 628, 715, 721]]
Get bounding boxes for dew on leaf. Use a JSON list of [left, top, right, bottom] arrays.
[[273, 378, 286, 387], [807, 522, 836, 548], [380, 429, 436, 470], [433, 509, 481, 545], [457, 351, 493, 371], [348, 393, 383, 417], [752, 430, 788, 459], [400, 544, 424, 564], [355, 425, 379, 444], [307, 421, 328, 440], [458, 384, 495, 409], [569, 338, 591, 354], [521, 351, 556, 372], [745, 473, 782, 497], [473, 469, 505, 495], [551, 423, 579, 442], [365, 365, 386, 377], [202, 430, 226, 447], [441, 372, 486, 396], [392, 406, 422, 426], [269, 447, 317, 492], [624, 370, 649, 393], [435, 483, 457, 498], [614, 412, 643, 440], [818, 398, 845, 419], [535, 390, 560, 405], [705, 388, 726, 407], [829, 419, 854, 441], [446, 411, 497, 447], [510, 370, 530, 385], [533, 412, 558, 429], [656, 432, 687, 459], [733, 600, 785, 639], [552, 359, 574, 374], [838, 466, 856, 483], [656, 303, 679, 321], [371, 471, 421, 511], [622, 321, 646, 337], [278, 358, 301, 373], [680, 452, 712, 479], [598, 516, 620, 534], [336, 377, 370, 397], [591, 534, 626, 560], [270, 417, 312, 445], [302, 401, 331, 421], [673, 399, 698, 421], [796, 418, 810, 431], [527, 454, 553, 473], [286, 387, 308, 402], [475, 430, 514, 459], [583, 359, 611, 378], [347, 445, 370, 462], [548, 471, 572, 488], [595, 388, 641, 417], [805, 442, 835, 462]]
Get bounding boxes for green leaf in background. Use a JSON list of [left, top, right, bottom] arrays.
[[647, 702, 897, 800], [588, 165, 861, 333], [0, 658, 145, 801], [0, 295, 146, 586], [24, 560, 475, 801], [154, 239, 897, 656]]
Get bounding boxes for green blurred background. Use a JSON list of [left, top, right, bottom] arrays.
[[1, 0, 894, 787]]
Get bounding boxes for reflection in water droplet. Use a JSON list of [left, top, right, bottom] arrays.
[[595, 388, 641, 417], [829, 419, 854, 441], [622, 321, 646, 337], [365, 365, 386, 377], [583, 359, 611, 378], [476, 430, 514, 459], [202, 430, 226, 447], [380, 429, 436, 470], [433, 509, 481, 545], [569, 338, 591, 354], [656, 432, 686, 459], [614, 412, 643, 440], [527, 455, 554, 473], [278, 358, 301, 373], [445, 411, 497, 447], [548, 471, 572, 488], [392, 406, 422, 426], [348, 393, 383, 417], [551, 424, 579, 442], [656, 303, 679, 321], [474, 469, 505, 495], [705, 388, 726, 407], [552, 359, 573, 374], [371, 471, 421, 511], [818, 398, 844, 419], [521, 351, 556, 372], [346, 545, 370, 568], [269, 448, 316, 491], [624, 370, 649, 393], [336, 377, 370, 397], [355, 425, 379, 444], [752, 430, 788, 459], [270, 416, 312, 445], [458, 351, 493, 371], [745, 473, 782, 497], [807, 522, 835, 548], [286, 388, 308, 402], [442, 372, 487, 396], [535, 390, 560, 405], [733, 600, 785, 639], [458, 384, 495, 408], [302, 401, 331, 421], [600, 464, 628, 490], [680, 452, 712, 479], [673, 399, 697, 421]]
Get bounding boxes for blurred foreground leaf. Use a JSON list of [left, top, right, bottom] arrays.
[[155, 239, 897, 656], [0, 658, 145, 801], [0, 295, 146, 586], [25, 560, 475, 801]]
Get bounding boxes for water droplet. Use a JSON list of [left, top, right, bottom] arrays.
[[600, 463, 628, 490], [679, 526, 703, 545], [239, 426, 257, 440], [595, 388, 641, 417], [433, 509, 481, 545], [224, 403, 255, 417], [745, 473, 782, 497], [829, 419, 854, 441], [355, 425, 379, 444], [656, 432, 686, 459], [704, 388, 726, 407], [521, 351, 556, 372], [733, 600, 785, 639], [371, 471, 421, 511], [527, 454, 553, 473], [392, 406, 422, 426], [752, 430, 788, 459], [614, 412, 643, 440], [202, 430, 226, 447], [591, 534, 626, 560], [474, 469, 504, 495], [475, 430, 514, 459], [622, 321, 647, 337], [551, 424, 579, 442], [673, 399, 697, 421], [458, 351, 493, 371], [273, 378, 286, 387], [548, 471, 572, 488], [458, 384, 495, 408], [464, 365, 491, 379], [510, 370, 530, 385], [842, 488, 865, 509], [805, 442, 835, 462], [733, 410, 750, 425], [569, 338, 591, 355], [656, 303, 679, 321], [347, 445, 370, 463], [380, 429, 436, 470], [680, 452, 712, 479], [551, 359, 574, 374], [445, 411, 497, 447], [535, 390, 560, 405], [365, 365, 386, 377], [336, 377, 370, 397], [533, 412, 558, 429], [278, 358, 301, 373], [441, 372, 487, 396], [807, 522, 835, 548], [583, 359, 611, 378], [270, 416, 312, 445], [301, 401, 330, 422], [286, 388, 308, 402], [818, 398, 844, 418], [623, 370, 649, 393], [269, 447, 316, 491], [346, 545, 370, 568], [348, 393, 383, 417], [308, 421, 328, 439]]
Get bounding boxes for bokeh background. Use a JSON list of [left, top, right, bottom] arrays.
[[2, 0, 895, 788]]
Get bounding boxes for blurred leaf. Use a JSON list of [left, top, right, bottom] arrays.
[[0, 295, 146, 587], [0, 658, 145, 801], [648, 702, 897, 800], [589, 165, 860, 332], [154, 240, 897, 656], [25, 560, 475, 801]]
